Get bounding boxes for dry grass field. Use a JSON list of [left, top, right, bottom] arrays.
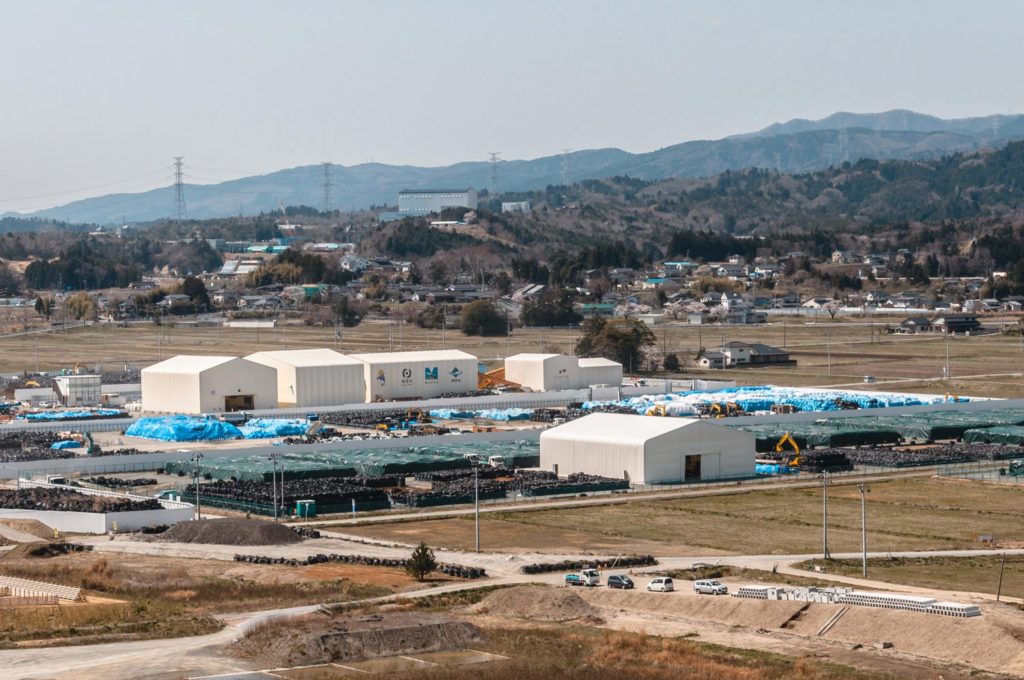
[[343, 477, 1024, 556], [3, 315, 1024, 397], [804, 554, 1024, 600]]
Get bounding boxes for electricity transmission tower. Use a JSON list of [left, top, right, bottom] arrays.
[[173, 156, 187, 222], [488, 152, 501, 195], [560, 148, 572, 186], [321, 162, 333, 213]]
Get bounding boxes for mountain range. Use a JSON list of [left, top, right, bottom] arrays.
[[16, 110, 1024, 225]]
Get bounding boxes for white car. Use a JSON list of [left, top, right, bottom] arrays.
[[646, 577, 674, 592], [694, 579, 728, 595]]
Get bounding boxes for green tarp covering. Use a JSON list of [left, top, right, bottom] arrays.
[[163, 440, 540, 482], [963, 426, 1024, 446]]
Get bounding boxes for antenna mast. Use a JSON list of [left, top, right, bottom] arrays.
[[173, 156, 187, 222]]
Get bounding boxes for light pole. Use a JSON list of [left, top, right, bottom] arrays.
[[192, 452, 204, 520], [827, 328, 832, 376], [821, 471, 831, 560], [944, 331, 950, 380], [474, 464, 480, 552], [270, 453, 279, 521], [859, 483, 868, 578]]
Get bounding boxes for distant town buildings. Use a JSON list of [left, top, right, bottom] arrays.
[[398, 188, 478, 216]]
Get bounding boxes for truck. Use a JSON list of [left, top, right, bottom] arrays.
[[564, 568, 600, 587]]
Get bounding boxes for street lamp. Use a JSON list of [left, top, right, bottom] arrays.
[[821, 471, 831, 560], [859, 483, 869, 578], [192, 452, 204, 520], [474, 462, 481, 552]]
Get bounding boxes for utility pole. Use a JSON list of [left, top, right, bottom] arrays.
[[321, 162, 332, 213], [192, 452, 204, 520], [488, 152, 501, 196], [827, 328, 832, 376], [822, 471, 831, 560], [474, 464, 480, 552], [270, 454, 278, 521], [859, 483, 868, 578], [945, 330, 950, 380], [173, 156, 187, 223], [997, 552, 1007, 602]]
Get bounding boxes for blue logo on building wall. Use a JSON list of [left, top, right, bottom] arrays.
[[449, 367, 463, 378], [424, 367, 439, 380]]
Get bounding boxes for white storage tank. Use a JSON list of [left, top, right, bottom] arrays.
[[246, 348, 366, 407], [349, 350, 479, 402], [141, 355, 277, 414]]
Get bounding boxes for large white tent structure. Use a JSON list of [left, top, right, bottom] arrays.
[[540, 413, 754, 484], [141, 355, 277, 414], [247, 349, 365, 407], [348, 349, 479, 402], [503, 353, 623, 391]]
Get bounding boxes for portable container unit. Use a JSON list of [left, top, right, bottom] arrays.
[[349, 350, 479, 402], [577, 357, 624, 386], [141, 355, 277, 414], [246, 348, 365, 407], [503, 353, 581, 392], [540, 412, 754, 484]]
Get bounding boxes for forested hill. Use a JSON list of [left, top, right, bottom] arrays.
[[12, 110, 1024, 224]]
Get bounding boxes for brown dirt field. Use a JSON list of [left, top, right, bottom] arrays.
[[295, 563, 422, 590], [472, 585, 599, 622], [0, 519, 55, 540], [338, 516, 720, 557]]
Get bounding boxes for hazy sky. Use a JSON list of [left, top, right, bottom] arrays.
[[3, 0, 1024, 213]]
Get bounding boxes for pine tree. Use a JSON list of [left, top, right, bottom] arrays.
[[405, 542, 437, 581]]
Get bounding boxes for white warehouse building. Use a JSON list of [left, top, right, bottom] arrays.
[[141, 355, 277, 414], [348, 349, 479, 402], [504, 354, 623, 392], [540, 413, 754, 484], [398, 188, 478, 216], [246, 349, 365, 408]]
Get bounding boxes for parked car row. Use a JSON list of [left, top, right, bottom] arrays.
[[563, 571, 729, 596]]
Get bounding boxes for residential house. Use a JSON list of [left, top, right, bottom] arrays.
[[721, 341, 795, 366], [715, 263, 748, 279], [801, 297, 832, 309], [899, 317, 933, 334], [932, 314, 981, 335], [697, 350, 727, 369]]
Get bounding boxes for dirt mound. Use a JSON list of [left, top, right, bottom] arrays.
[[474, 585, 599, 622], [157, 519, 302, 546], [0, 518, 54, 540], [235, 612, 481, 667]]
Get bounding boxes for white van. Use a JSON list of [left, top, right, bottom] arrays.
[[694, 579, 728, 595], [646, 577, 674, 592]]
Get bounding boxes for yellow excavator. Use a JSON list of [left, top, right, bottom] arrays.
[[646, 404, 668, 417], [945, 392, 961, 403], [774, 432, 801, 467], [709, 402, 745, 418]]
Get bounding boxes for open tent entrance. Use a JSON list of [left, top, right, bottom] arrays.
[[684, 454, 702, 481], [225, 394, 255, 411]]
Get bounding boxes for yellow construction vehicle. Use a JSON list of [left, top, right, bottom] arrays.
[[407, 408, 432, 424], [945, 392, 961, 403], [709, 402, 745, 418], [646, 404, 668, 417], [774, 432, 801, 467]]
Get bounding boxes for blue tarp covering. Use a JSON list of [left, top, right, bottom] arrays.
[[126, 416, 242, 442], [582, 385, 947, 416], [239, 418, 308, 439], [50, 440, 82, 450], [18, 408, 124, 421], [429, 408, 533, 421]]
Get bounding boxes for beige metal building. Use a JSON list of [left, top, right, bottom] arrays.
[[504, 353, 580, 392], [540, 413, 754, 484], [577, 357, 623, 387], [141, 355, 277, 414], [503, 353, 623, 391], [246, 349, 365, 407], [349, 350, 479, 402]]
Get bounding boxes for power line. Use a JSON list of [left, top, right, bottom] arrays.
[[488, 152, 501, 196], [321, 161, 333, 213], [173, 156, 187, 222]]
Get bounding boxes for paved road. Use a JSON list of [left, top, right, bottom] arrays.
[[1, 545, 1020, 680]]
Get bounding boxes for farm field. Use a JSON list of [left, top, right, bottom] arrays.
[[2, 316, 1024, 397], [341, 477, 1024, 556]]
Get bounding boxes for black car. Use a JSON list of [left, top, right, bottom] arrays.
[[607, 575, 635, 590]]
